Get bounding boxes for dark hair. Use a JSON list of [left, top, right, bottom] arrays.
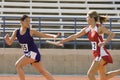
[[20, 15, 29, 21], [87, 10, 108, 24]]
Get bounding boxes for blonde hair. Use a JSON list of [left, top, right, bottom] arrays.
[[87, 10, 108, 24]]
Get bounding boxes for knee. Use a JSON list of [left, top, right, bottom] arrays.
[[15, 62, 23, 70], [87, 71, 95, 79], [87, 72, 92, 78]]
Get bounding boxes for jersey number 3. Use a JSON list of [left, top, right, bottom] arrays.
[[21, 44, 28, 52], [91, 42, 97, 50]]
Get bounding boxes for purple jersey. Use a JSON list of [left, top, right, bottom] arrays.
[[16, 28, 41, 62]]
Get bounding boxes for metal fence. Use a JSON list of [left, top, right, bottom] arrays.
[[0, 16, 120, 49]]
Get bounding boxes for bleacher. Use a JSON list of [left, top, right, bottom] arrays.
[[0, 0, 120, 49], [0, 0, 119, 17]]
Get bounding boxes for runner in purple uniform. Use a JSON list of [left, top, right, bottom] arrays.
[[4, 15, 60, 80]]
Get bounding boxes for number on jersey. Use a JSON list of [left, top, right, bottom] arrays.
[[91, 42, 97, 50], [21, 44, 28, 52]]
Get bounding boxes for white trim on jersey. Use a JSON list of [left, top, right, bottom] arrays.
[[100, 46, 108, 57], [85, 26, 90, 33]]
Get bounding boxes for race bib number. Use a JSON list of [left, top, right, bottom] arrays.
[[21, 44, 28, 52], [25, 51, 37, 60], [91, 42, 97, 50]]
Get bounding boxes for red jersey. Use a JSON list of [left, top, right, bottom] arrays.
[[85, 25, 113, 65]]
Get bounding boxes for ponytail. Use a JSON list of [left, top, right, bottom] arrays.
[[87, 10, 109, 24], [99, 16, 108, 24]]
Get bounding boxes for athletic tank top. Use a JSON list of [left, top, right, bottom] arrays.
[[16, 28, 39, 54], [85, 25, 113, 64], [85, 25, 106, 57]]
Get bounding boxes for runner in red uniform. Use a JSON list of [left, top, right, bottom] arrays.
[[85, 24, 113, 65], [57, 10, 120, 80]]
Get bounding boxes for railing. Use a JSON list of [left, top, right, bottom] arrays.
[[0, 16, 120, 49]]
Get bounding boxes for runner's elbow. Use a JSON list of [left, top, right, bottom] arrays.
[[112, 32, 116, 38]]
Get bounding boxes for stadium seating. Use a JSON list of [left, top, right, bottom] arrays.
[[0, 0, 119, 17], [0, 0, 120, 48]]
